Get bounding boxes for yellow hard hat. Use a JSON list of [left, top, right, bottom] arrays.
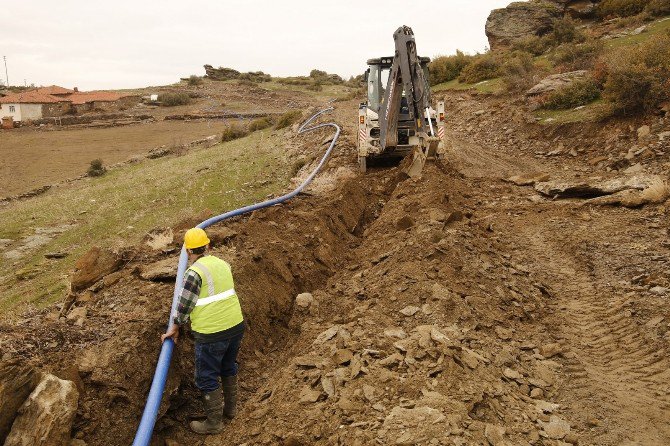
[[184, 228, 210, 250]]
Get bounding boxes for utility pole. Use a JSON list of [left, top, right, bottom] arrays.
[[3, 56, 8, 87]]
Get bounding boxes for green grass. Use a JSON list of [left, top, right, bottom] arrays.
[[433, 77, 504, 94], [262, 80, 355, 100], [0, 130, 293, 315], [605, 16, 670, 48], [533, 99, 607, 123]]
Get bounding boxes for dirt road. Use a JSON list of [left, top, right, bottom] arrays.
[[445, 105, 670, 445]]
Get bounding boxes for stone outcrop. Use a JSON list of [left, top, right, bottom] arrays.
[[4, 374, 79, 446], [526, 70, 588, 96], [486, 0, 602, 50], [0, 361, 43, 442], [486, 2, 562, 50], [203, 65, 271, 82], [546, 0, 601, 18], [70, 246, 123, 291], [203, 64, 240, 80]]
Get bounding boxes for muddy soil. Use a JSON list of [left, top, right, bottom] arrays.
[[1, 93, 669, 446]]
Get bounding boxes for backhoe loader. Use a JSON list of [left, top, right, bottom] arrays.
[[357, 25, 446, 177]]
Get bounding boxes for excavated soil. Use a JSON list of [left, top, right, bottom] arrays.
[[1, 92, 669, 446]]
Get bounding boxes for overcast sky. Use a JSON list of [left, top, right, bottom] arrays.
[[1, 0, 513, 91]]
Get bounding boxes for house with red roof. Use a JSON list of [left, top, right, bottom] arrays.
[[0, 90, 71, 122], [65, 91, 139, 113], [35, 85, 76, 96], [0, 85, 140, 123]]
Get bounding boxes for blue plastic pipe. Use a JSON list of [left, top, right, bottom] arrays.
[[132, 107, 341, 445]]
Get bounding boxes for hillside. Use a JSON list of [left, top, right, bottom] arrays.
[[1, 3, 669, 446]]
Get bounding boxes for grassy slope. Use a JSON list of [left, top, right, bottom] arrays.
[[433, 78, 504, 94], [533, 15, 670, 123], [605, 16, 670, 48], [263, 80, 354, 101], [0, 129, 292, 314], [432, 16, 669, 117]]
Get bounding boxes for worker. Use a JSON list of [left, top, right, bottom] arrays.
[[161, 227, 245, 435]]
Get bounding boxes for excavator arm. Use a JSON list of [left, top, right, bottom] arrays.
[[377, 26, 439, 177]]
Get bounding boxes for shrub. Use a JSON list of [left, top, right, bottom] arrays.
[[428, 51, 473, 85], [591, 59, 610, 87], [274, 110, 302, 129], [87, 159, 106, 177], [513, 17, 585, 56], [598, 0, 650, 18], [604, 64, 665, 114], [458, 53, 501, 84], [501, 51, 537, 92], [334, 87, 365, 102], [237, 79, 256, 87], [248, 117, 273, 132], [550, 39, 604, 70], [345, 74, 364, 87], [238, 71, 272, 83], [159, 92, 191, 106], [547, 17, 586, 45], [221, 123, 249, 142], [310, 69, 328, 79], [513, 35, 551, 56], [276, 77, 312, 86], [187, 75, 203, 86], [306, 82, 323, 91], [543, 78, 602, 109], [636, 30, 670, 70], [602, 33, 670, 115], [645, 0, 670, 16]]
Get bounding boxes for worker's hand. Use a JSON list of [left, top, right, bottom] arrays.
[[161, 324, 179, 344]]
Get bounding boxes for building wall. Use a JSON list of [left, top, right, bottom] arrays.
[[0, 103, 22, 121], [42, 102, 72, 118], [119, 96, 141, 108], [72, 103, 92, 114], [91, 101, 117, 111], [19, 103, 43, 121]]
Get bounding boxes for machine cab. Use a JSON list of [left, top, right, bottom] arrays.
[[364, 56, 432, 116]]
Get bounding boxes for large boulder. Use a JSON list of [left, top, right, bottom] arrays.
[[526, 70, 588, 96], [486, 1, 562, 50], [0, 361, 43, 442], [203, 64, 240, 80], [70, 246, 122, 291], [4, 374, 79, 446], [544, 0, 601, 18]]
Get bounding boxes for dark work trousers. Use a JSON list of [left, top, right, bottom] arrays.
[[194, 332, 243, 393]]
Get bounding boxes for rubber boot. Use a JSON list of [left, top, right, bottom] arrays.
[[222, 375, 238, 419], [190, 389, 223, 434]]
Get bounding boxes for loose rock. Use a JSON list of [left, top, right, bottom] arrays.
[[71, 247, 122, 291], [4, 374, 79, 446]]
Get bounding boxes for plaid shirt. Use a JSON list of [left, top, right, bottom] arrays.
[[173, 269, 202, 326]]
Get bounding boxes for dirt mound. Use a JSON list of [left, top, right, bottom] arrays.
[[204, 162, 565, 446]]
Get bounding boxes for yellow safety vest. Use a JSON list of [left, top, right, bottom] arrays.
[[187, 255, 244, 334]]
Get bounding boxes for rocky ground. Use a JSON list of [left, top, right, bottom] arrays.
[[1, 84, 669, 446]]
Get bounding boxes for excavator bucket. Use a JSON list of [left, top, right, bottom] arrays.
[[403, 147, 427, 179], [402, 136, 440, 179]]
